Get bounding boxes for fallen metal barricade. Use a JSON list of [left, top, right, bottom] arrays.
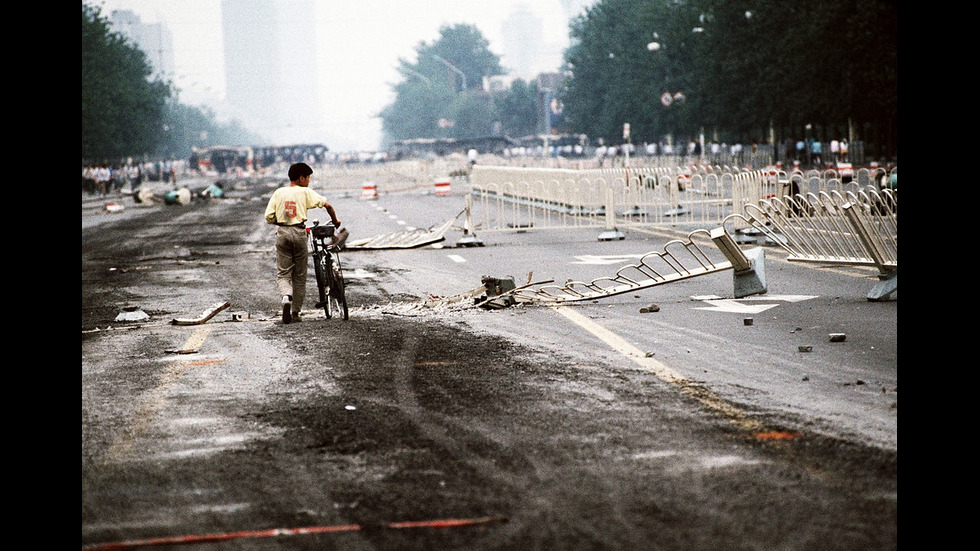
[[344, 217, 458, 250], [511, 227, 766, 304], [724, 188, 897, 301]]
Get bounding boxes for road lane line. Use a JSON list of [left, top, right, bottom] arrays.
[[102, 326, 213, 463], [553, 306, 765, 432]]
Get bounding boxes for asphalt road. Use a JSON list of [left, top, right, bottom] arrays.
[[81, 171, 897, 550]]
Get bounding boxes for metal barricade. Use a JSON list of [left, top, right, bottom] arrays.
[[512, 228, 763, 304], [468, 165, 887, 238]]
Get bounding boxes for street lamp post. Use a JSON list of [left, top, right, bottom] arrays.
[[432, 54, 466, 92], [398, 66, 433, 86]]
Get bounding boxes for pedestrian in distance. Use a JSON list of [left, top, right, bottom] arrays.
[[810, 139, 823, 168], [264, 162, 341, 324]]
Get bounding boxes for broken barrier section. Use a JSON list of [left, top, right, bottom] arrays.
[[344, 217, 457, 250], [511, 227, 766, 304], [709, 227, 767, 298]]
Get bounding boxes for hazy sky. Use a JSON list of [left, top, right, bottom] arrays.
[[91, 0, 592, 151]]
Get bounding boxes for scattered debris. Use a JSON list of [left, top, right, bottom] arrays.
[[798, 345, 813, 353], [640, 303, 660, 313], [828, 333, 846, 342], [477, 276, 517, 309], [200, 182, 225, 198], [171, 301, 231, 326], [421, 285, 489, 310], [743, 317, 753, 325], [163, 187, 193, 205], [165, 347, 200, 355], [135, 188, 156, 204], [114, 306, 149, 322], [475, 274, 554, 310], [104, 202, 124, 213]]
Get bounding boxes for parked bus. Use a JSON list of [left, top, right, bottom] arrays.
[[189, 146, 254, 174]]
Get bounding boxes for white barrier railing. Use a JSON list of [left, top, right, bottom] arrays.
[[469, 165, 886, 236]]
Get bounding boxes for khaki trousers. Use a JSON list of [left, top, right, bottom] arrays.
[[275, 225, 308, 314]]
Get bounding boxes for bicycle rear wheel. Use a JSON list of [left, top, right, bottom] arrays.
[[313, 251, 330, 318]]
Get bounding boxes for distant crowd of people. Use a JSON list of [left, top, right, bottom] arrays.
[[82, 159, 186, 196], [786, 137, 850, 169], [495, 136, 855, 171]]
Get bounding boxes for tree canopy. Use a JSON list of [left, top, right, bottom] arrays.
[[560, 0, 897, 157], [82, 2, 172, 161], [381, 24, 503, 144], [380, 24, 551, 145]]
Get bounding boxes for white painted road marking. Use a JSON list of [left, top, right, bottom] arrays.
[[447, 255, 466, 263], [553, 306, 765, 432], [692, 294, 818, 313]]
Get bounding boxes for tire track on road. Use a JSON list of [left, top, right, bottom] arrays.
[[387, 329, 645, 549]]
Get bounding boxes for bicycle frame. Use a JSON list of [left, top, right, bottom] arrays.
[[306, 220, 349, 320]]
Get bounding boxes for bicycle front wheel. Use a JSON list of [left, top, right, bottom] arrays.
[[328, 256, 349, 320], [332, 269, 348, 320]]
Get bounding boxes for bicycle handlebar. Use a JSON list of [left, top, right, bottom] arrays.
[[307, 219, 348, 251]]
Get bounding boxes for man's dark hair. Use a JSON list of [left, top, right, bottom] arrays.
[[288, 162, 313, 182]]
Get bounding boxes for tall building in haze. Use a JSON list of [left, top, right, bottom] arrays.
[[221, 0, 323, 145], [500, 0, 598, 81], [110, 10, 175, 83], [501, 4, 545, 80]]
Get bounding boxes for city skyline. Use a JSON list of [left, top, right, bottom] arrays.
[[95, 0, 597, 151]]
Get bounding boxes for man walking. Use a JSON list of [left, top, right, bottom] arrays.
[[264, 162, 341, 324]]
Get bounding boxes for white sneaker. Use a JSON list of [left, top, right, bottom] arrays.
[[281, 295, 292, 324]]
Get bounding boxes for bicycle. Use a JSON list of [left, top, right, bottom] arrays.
[[306, 219, 349, 320]]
